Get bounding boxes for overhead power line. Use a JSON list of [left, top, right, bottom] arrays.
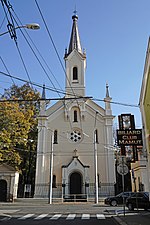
[[0, 70, 139, 107], [0, 71, 67, 95], [1, 0, 33, 87], [0, 56, 15, 84], [0, 96, 92, 103], [93, 98, 139, 108], [34, 0, 83, 131]]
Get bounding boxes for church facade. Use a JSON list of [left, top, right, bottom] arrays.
[[34, 13, 116, 200]]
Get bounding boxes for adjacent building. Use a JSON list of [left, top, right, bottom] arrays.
[[34, 13, 116, 200], [139, 37, 150, 193], [0, 163, 19, 202]]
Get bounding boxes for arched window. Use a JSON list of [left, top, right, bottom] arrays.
[[73, 67, 78, 80], [52, 175, 56, 188], [74, 110, 78, 122], [54, 130, 58, 144]]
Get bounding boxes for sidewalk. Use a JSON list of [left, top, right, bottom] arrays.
[[113, 210, 150, 225]]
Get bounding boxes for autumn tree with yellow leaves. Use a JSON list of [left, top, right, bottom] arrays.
[[0, 83, 40, 196]]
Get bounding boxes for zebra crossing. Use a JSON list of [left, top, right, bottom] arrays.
[[15, 213, 106, 220]]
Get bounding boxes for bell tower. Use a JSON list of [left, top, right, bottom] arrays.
[[64, 12, 86, 97]]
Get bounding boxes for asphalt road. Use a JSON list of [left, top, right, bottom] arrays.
[[2, 201, 150, 225], [0, 215, 118, 225]]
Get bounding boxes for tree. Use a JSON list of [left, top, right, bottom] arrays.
[[0, 83, 41, 197]]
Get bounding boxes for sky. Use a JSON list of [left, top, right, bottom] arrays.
[[0, 0, 150, 128]]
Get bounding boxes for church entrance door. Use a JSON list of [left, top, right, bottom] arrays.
[[70, 172, 82, 199], [0, 179, 7, 202]]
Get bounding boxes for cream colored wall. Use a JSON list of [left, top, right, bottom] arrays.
[[38, 101, 115, 186], [65, 50, 86, 97], [35, 101, 115, 197], [139, 40, 150, 194]]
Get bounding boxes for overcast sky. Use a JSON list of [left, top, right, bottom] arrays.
[[1, 0, 150, 128]]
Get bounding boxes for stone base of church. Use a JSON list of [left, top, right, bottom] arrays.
[[34, 183, 115, 200]]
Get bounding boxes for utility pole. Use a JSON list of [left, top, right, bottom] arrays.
[[49, 131, 54, 204], [94, 130, 98, 204]]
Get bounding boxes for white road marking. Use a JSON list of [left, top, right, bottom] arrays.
[[34, 214, 48, 220], [66, 214, 76, 220], [15, 213, 107, 220], [81, 214, 90, 219], [96, 214, 105, 219], [19, 214, 34, 220], [0, 210, 19, 214], [50, 214, 62, 220]]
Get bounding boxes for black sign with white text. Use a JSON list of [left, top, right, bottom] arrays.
[[117, 129, 143, 146]]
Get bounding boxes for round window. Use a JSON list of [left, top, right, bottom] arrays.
[[69, 129, 83, 143]]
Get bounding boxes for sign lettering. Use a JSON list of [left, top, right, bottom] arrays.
[[117, 129, 143, 146]]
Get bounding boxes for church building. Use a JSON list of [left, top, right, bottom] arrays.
[[34, 13, 116, 201]]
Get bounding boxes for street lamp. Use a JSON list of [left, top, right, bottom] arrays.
[[0, 23, 40, 36]]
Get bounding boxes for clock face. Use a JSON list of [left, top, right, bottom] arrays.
[[68, 128, 83, 143], [122, 115, 131, 129]]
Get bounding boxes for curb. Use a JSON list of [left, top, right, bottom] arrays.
[[0, 214, 11, 221], [113, 216, 128, 225]]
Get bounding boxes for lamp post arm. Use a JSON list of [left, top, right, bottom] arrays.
[[0, 23, 40, 37]]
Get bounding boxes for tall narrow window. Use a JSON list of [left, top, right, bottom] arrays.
[[95, 129, 98, 143], [98, 174, 101, 187], [73, 67, 78, 80], [74, 110, 78, 122], [52, 175, 56, 188], [54, 130, 58, 144]]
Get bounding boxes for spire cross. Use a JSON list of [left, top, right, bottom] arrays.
[[73, 6, 77, 15]]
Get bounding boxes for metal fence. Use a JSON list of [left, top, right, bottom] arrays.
[[34, 182, 115, 201]]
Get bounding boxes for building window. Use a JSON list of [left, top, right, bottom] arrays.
[[98, 174, 101, 187], [95, 129, 98, 143], [54, 130, 58, 144], [69, 129, 83, 143], [74, 110, 78, 122], [73, 67, 78, 80], [52, 175, 56, 188]]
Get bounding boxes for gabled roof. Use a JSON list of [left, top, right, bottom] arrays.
[[45, 98, 105, 118], [62, 156, 89, 168], [0, 163, 16, 172], [46, 100, 64, 117]]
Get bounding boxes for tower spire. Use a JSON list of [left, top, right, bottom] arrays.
[[106, 83, 110, 98], [67, 11, 82, 55], [104, 83, 112, 116], [42, 84, 46, 99]]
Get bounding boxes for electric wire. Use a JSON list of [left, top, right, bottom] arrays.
[[34, 0, 83, 131], [12, 8, 75, 131], [1, 0, 17, 41], [0, 56, 15, 84], [94, 98, 139, 108], [1, 0, 33, 88], [14, 42, 34, 89], [11, 12, 62, 98], [0, 71, 140, 108], [34, 0, 78, 95], [0, 70, 66, 95], [0, 2, 140, 108], [0, 14, 6, 30], [0, 96, 91, 102], [34, 0, 76, 131]]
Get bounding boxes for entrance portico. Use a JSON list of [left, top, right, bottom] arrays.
[[62, 155, 90, 200]]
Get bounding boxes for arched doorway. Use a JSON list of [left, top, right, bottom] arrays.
[[70, 172, 82, 199], [0, 179, 7, 202]]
